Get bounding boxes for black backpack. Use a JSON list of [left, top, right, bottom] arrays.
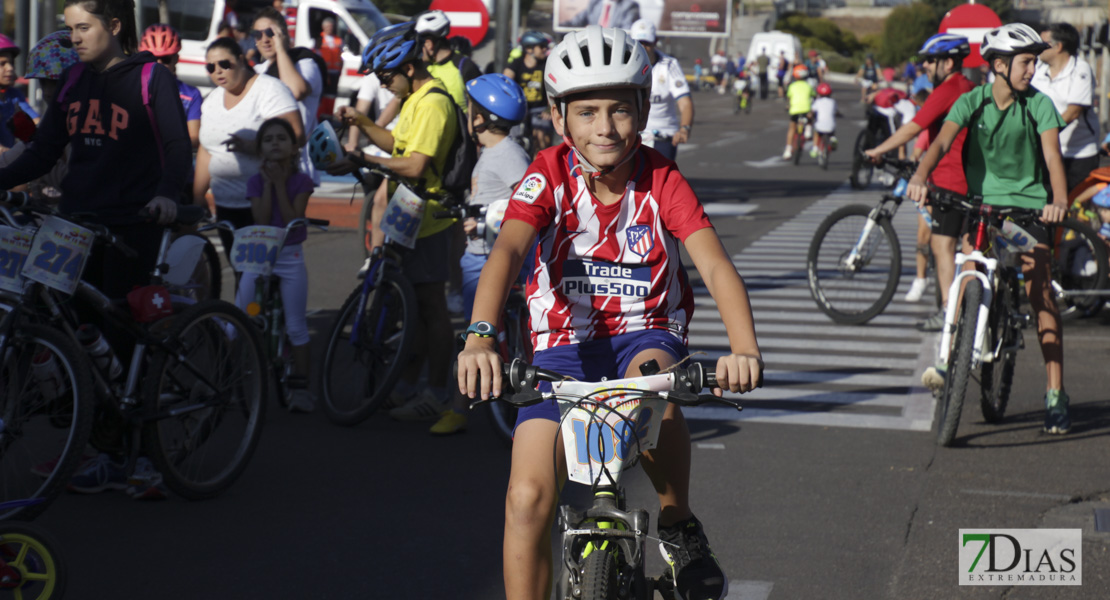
[[421, 86, 478, 200]]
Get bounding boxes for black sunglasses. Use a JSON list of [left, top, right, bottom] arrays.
[[205, 59, 234, 73], [922, 57, 937, 65], [377, 70, 401, 86], [250, 28, 275, 40]]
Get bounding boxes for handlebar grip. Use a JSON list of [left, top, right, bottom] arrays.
[[0, 190, 30, 207], [308, 218, 331, 227]]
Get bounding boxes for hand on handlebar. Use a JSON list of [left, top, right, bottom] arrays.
[[457, 340, 503, 400], [713, 353, 764, 396], [1041, 202, 1067, 224], [863, 148, 883, 164], [905, 176, 929, 206], [143, 196, 177, 225]]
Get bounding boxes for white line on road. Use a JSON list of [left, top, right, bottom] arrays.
[[961, 489, 1074, 502], [696, 442, 726, 450], [704, 203, 759, 217], [727, 580, 774, 600]]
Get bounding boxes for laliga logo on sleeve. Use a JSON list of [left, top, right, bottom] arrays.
[[512, 173, 547, 205]]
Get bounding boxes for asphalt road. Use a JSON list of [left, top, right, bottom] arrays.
[[33, 84, 1110, 599]]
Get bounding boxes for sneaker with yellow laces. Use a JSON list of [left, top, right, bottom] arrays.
[[430, 409, 467, 435]]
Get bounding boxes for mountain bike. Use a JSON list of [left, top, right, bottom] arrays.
[[201, 218, 330, 408], [320, 160, 455, 426], [807, 158, 937, 324], [472, 358, 744, 600], [0, 499, 65, 599], [930, 198, 1108, 446], [0, 193, 267, 512]]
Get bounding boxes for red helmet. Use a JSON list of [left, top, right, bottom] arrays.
[[817, 82, 832, 97], [808, 49, 817, 57], [140, 24, 181, 57]]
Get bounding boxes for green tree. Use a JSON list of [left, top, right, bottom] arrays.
[[878, 3, 938, 66]]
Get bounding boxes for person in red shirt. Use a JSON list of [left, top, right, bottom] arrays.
[[865, 33, 974, 332]]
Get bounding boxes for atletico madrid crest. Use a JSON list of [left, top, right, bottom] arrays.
[[627, 225, 654, 257]]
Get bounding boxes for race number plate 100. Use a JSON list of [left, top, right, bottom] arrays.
[[230, 225, 287, 276], [0, 225, 34, 295], [22, 216, 94, 296], [380, 183, 425, 249]]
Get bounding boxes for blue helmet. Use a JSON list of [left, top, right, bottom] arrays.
[[466, 74, 528, 124], [918, 33, 971, 59], [1092, 185, 1110, 209], [360, 22, 418, 74], [519, 30, 549, 48]]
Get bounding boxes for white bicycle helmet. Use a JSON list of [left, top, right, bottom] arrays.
[[308, 121, 342, 169], [544, 26, 651, 100], [980, 23, 1049, 61], [414, 10, 451, 39]]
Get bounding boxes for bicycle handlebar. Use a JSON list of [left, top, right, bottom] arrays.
[[198, 217, 330, 235], [461, 358, 740, 411], [0, 190, 139, 258]]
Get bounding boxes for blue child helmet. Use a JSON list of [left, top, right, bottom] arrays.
[[1092, 185, 1110, 209], [918, 33, 971, 59], [466, 73, 527, 124], [360, 22, 418, 74]]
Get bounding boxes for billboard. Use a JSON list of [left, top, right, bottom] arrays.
[[554, 0, 731, 38]]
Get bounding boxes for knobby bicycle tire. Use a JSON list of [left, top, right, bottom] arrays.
[[849, 130, 875, 189], [807, 205, 901, 324], [142, 300, 267, 500], [1052, 218, 1109, 319], [0, 325, 94, 521], [0, 520, 67, 599], [937, 279, 982, 447], [578, 549, 619, 600], [980, 272, 1019, 424], [320, 273, 417, 426]]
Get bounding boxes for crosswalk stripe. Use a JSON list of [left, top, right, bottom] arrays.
[[690, 182, 939, 432]]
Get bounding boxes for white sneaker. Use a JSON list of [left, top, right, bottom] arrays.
[[921, 366, 946, 391], [782, 148, 792, 160], [904, 277, 928, 302], [285, 388, 316, 413], [389, 389, 445, 421]]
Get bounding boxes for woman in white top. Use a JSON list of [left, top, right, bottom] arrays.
[[193, 37, 303, 256]]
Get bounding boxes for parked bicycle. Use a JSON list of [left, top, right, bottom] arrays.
[[807, 158, 938, 324], [0, 192, 267, 516], [200, 218, 330, 409], [471, 358, 742, 600], [0, 499, 65, 599], [320, 160, 456, 426], [930, 197, 1107, 446]]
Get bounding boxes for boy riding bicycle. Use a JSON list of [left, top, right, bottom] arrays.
[[456, 26, 763, 600], [783, 64, 813, 160], [907, 23, 1072, 434]]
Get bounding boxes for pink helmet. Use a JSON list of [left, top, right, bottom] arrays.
[[0, 34, 19, 59], [140, 24, 182, 57]]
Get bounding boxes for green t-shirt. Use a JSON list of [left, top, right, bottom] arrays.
[[944, 84, 1064, 209], [786, 80, 813, 116], [426, 60, 467, 110]]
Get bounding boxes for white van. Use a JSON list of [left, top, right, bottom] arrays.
[[140, 0, 390, 102], [747, 31, 803, 69]]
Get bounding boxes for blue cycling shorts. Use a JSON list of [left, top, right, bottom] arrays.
[[513, 329, 688, 435]]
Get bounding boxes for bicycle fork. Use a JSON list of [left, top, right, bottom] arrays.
[[557, 487, 648, 598], [937, 252, 996, 368]]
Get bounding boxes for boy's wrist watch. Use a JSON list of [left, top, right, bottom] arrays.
[[460, 321, 497, 343]]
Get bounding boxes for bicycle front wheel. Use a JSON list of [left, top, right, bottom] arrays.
[[980, 273, 1019, 423], [578, 549, 618, 600], [937, 278, 982, 447], [0, 324, 94, 521], [1051, 218, 1108, 319], [0, 521, 67, 599], [807, 205, 902, 324], [142, 300, 267, 500], [321, 274, 417, 426]]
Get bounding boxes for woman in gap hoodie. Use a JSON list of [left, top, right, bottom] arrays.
[[0, 0, 191, 299]]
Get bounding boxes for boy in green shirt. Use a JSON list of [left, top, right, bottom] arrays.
[[907, 23, 1072, 434], [782, 64, 814, 160]]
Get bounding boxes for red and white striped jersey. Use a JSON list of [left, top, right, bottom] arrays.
[[505, 145, 713, 352]]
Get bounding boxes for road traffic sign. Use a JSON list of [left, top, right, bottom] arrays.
[[430, 0, 490, 47], [939, 3, 1003, 69]]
